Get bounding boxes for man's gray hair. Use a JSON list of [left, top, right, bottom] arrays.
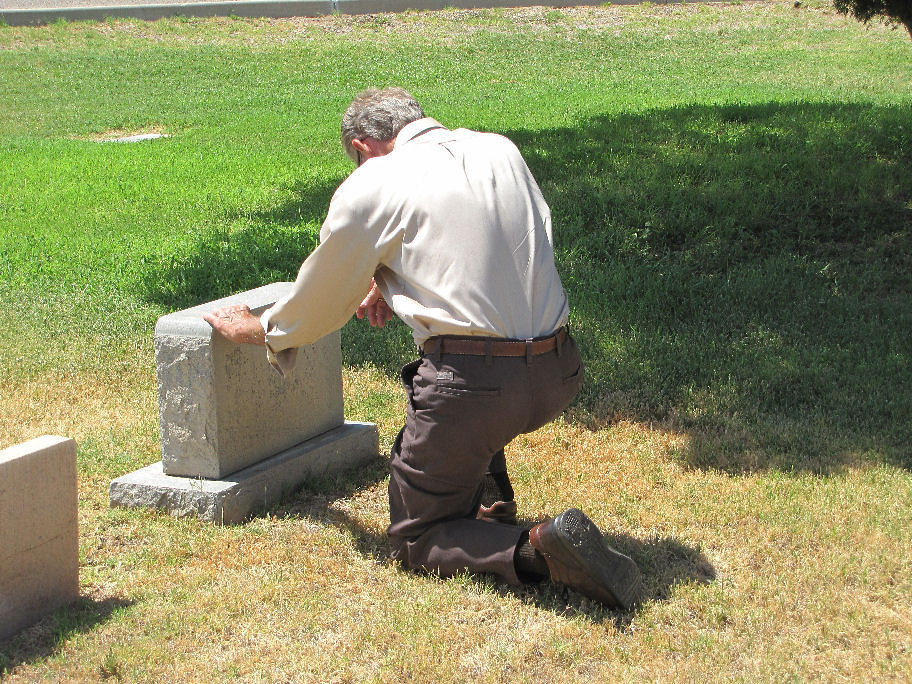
[[341, 87, 425, 163]]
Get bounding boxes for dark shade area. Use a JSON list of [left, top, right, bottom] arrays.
[[0, 596, 135, 675]]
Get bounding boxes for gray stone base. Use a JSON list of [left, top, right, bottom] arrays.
[[109, 421, 379, 524]]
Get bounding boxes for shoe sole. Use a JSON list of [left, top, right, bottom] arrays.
[[548, 508, 642, 608]]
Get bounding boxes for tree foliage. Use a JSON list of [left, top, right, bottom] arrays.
[[834, 0, 912, 39]]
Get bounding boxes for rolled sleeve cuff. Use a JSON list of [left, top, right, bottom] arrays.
[[265, 345, 298, 379], [260, 308, 298, 378]]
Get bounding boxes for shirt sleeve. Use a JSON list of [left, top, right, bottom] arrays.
[[259, 188, 384, 377]]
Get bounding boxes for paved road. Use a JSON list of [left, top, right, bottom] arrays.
[[1, 0, 503, 23], [0, 0, 650, 27], [3, 0, 197, 9], [2, 0, 340, 22]]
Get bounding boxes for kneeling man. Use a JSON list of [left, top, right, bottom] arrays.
[[205, 87, 641, 608]]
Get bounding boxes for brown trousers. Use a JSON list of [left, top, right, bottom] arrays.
[[387, 331, 584, 585]]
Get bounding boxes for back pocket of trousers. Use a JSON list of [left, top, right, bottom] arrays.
[[436, 385, 501, 398]]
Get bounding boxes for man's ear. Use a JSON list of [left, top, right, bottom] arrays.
[[351, 138, 370, 155]]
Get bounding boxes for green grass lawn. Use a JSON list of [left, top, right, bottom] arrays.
[[1, 3, 911, 681]]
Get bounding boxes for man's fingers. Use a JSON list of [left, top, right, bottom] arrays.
[[357, 286, 379, 320], [205, 304, 252, 324], [355, 287, 395, 328], [367, 301, 388, 327], [378, 301, 393, 327]]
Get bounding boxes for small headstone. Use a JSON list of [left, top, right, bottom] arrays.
[[0, 435, 79, 642], [153, 282, 345, 479], [110, 283, 378, 523]]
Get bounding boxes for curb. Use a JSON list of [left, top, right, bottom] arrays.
[[1, 0, 669, 26]]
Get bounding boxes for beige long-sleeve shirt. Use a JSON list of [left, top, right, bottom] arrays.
[[260, 118, 569, 375]]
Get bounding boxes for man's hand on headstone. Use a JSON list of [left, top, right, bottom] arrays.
[[203, 304, 266, 346], [357, 278, 395, 328]]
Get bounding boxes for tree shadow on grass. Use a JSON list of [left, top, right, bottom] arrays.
[[503, 100, 912, 474], [0, 595, 134, 675], [139, 100, 912, 474]]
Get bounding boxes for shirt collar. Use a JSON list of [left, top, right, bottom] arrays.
[[394, 117, 447, 149]]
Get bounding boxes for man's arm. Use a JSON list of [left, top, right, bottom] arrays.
[[205, 279, 394, 345], [202, 282, 391, 379], [202, 304, 266, 345], [205, 165, 400, 362]]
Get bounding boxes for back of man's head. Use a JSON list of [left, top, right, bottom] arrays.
[[341, 87, 425, 163]]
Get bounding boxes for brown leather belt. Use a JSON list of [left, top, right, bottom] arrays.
[[422, 327, 567, 357]]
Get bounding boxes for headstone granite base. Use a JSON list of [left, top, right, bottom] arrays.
[[110, 421, 378, 523]]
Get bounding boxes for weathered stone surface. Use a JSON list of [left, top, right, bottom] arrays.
[[155, 282, 344, 479], [0, 436, 78, 642], [110, 421, 379, 523]]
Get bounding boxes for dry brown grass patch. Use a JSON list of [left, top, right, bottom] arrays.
[[3, 362, 909, 681], [0, 368, 155, 449]]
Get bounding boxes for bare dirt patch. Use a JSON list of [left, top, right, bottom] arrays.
[[81, 125, 169, 142]]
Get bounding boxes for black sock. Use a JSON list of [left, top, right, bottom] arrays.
[[481, 470, 515, 506], [491, 470, 515, 502], [514, 531, 549, 581]]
